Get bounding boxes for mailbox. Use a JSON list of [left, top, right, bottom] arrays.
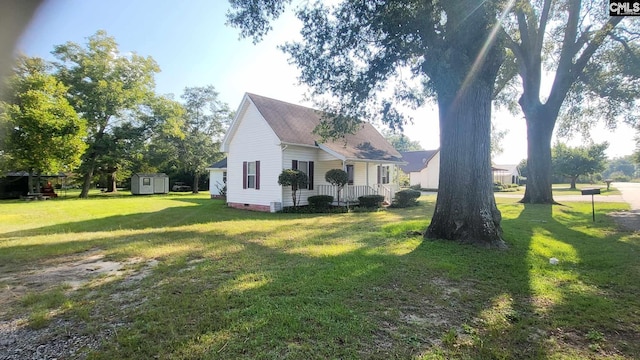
[[581, 188, 601, 195]]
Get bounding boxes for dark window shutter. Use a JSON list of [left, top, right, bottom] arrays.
[[292, 160, 298, 170], [243, 161, 247, 189], [308, 161, 314, 190], [377, 165, 381, 184], [255, 161, 260, 189]]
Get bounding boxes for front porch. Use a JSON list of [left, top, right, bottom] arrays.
[[317, 184, 399, 205]]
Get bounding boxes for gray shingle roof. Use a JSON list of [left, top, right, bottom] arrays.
[[247, 93, 403, 162], [399, 150, 439, 173], [208, 158, 227, 169]]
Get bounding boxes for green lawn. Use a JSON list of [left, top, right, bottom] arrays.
[[1, 194, 638, 359], [494, 183, 621, 196]]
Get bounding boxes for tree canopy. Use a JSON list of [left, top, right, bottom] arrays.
[[0, 55, 86, 191], [52, 30, 160, 197], [552, 142, 608, 189], [383, 131, 423, 152], [278, 169, 308, 207]]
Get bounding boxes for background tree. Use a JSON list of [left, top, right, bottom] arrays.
[[383, 131, 423, 152], [0, 55, 86, 193], [491, 123, 508, 159], [53, 30, 159, 198], [137, 95, 187, 175], [228, 0, 510, 247], [499, 0, 639, 204], [551, 142, 608, 189], [517, 158, 528, 179], [635, 136, 640, 167], [278, 169, 308, 208], [170, 86, 231, 193], [602, 155, 638, 181], [324, 168, 348, 205], [95, 123, 146, 192]]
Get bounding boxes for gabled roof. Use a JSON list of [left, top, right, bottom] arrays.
[[207, 158, 227, 169], [493, 164, 520, 175], [132, 173, 168, 177], [399, 150, 439, 173], [225, 93, 403, 163]]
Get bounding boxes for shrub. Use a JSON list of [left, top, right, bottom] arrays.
[[391, 189, 421, 208], [278, 169, 308, 207], [358, 194, 385, 208], [308, 195, 333, 209], [325, 169, 348, 204]]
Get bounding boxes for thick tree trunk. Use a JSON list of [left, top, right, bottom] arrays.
[[79, 168, 94, 198], [520, 108, 555, 204], [27, 170, 35, 194], [426, 83, 505, 248], [569, 176, 577, 189], [107, 169, 117, 193], [192, 172, 200, 194]]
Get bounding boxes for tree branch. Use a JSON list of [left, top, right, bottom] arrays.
[[535, 0, 552, 56]]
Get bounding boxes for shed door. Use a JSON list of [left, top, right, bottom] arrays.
[[153, 178, 165, 193]]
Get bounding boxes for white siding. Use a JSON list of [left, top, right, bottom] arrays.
[[352, 162, 379, 187], [226, 102, 283, 207], [209, 169, 226, 196], [418, 151, 440, 189], [315, 160, 343, 187], [282, 145, 319, 207]]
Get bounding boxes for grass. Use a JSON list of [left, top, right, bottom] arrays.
[[494, 183, 621, 196], [1, 193, 639, 359], [551, 183, 621, 196]]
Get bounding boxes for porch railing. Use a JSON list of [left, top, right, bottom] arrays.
[[317, 184, 397, 204], [375, 183, 399, 204]]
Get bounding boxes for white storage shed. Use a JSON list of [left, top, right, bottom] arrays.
[[131, 173, 169, 195]]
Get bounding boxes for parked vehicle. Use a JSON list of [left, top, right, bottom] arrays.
[[172, 182, 192, 192]]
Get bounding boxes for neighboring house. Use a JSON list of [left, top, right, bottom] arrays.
[[131, 173, 169, 195], [493, 164, 521, 185], [399, 150, 440, 190], [207, 158, 227, 198], [220, 93, 406, 211]]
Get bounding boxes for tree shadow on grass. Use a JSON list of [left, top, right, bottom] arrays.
[[491, 203, 640, 358], [5, 200, 638, 359], [0, 198, 307, 239]]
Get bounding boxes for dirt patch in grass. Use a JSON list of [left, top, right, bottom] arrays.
[[607, 210, 640, 232], [0, 248, 158, 359], [0, 248, 153, 314]]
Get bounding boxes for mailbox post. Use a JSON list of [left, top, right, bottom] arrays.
[[581, 188, 601, 222]]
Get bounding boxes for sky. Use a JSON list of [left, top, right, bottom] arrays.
[[14, 0, 637, 165]]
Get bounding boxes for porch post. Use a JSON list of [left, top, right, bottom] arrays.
[[366, 161, 369, 187]]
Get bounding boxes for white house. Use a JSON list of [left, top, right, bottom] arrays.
[[220, 93, 406, 211], [399, 150, 440, 190], [493, 164, 521, 185], [131, 173, 169, 195], [206, 158, 227, 198]]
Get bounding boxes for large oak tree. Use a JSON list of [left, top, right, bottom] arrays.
[[227, 0, 511, 247], [500, 0, 639, 203], [0, 55, 86, 193], [53, 30, 159, 198]]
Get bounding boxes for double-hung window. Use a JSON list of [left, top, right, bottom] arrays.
[[243, 161, 260, 189], [292, 160, 314, 190], [379, 165, 390, 184], [247, 162, 256, 188], [346, 165, 354, 185]]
